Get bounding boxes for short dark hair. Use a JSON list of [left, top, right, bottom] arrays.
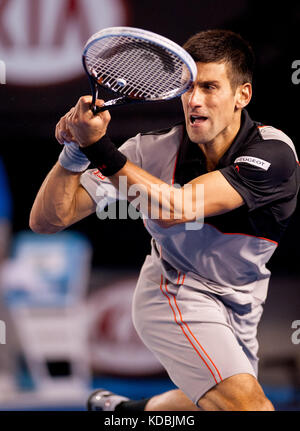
[[183, 29, 255, 89]]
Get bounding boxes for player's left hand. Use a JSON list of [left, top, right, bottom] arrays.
[[65, 96, 111, 147]]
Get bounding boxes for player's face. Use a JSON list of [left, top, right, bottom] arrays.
[[181, 62, 242, 146]]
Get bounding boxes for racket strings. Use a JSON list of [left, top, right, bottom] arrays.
[[85, 35, 190, 100], [89, 44, 171, 96]]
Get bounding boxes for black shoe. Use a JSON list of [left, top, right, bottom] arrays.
[[87, 388, 129, 411]]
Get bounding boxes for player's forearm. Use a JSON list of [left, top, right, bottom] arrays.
[[29, 162, 82, 233], [109, 160, 201, 226], [110, 161, 243, 226]]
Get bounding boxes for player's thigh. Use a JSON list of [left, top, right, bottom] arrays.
[[133, 274, 257, 405], [197, 373, 274, 411]]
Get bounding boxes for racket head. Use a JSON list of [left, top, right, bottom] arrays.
[[82, 26, 197, 104]]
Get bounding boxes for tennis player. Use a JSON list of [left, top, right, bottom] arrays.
[[30, 29, 300, 411]]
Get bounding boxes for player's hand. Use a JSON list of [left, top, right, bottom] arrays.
[[55, 107, 77, 145], [64, 96, 111, 148]]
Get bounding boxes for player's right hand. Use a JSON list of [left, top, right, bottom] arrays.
[[65, 96, 111, 148]]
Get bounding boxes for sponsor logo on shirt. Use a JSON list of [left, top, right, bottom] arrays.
[[234, 156, 271, 171], [93, 169, 106, 180]]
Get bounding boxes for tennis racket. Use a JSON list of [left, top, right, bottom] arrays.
[[82, 26, 197, 114]]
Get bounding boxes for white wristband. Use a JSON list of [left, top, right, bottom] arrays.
[[58, 141, 91, 172]]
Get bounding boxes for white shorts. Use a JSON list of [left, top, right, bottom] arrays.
[[132, 254, 260, 405]]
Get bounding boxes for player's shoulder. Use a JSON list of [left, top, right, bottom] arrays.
[[241, 120, 299, 167], [234, 121, 299, 181], [255, 124, 298, 159]]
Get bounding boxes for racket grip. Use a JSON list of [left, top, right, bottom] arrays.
[[91, 96, 130, 114], [92, 104, 109, 114]]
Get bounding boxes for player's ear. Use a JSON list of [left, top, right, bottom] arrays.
[[235, 83, 252, 109]]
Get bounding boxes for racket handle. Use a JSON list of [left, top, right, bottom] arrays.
[[92, 96, 137, 114], [92, 104, 108, 114]]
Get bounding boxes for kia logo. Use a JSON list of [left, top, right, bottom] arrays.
[[0, 0, 128, 85]]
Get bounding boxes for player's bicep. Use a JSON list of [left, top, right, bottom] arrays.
[[189, 170, 244, 217]]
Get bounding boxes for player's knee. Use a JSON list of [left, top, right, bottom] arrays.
[[198, 374, 274, 411], [199, 389, 274, 411], [236, 379, 275, 411], [233, 390, 274, 411], [256, 397, 274, 411], [241, 394, 274, 411]]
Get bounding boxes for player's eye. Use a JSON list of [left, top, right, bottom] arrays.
[[205, 84, 216, 90]]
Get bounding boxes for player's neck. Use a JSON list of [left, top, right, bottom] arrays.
[[198, 112, 242, 172]]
